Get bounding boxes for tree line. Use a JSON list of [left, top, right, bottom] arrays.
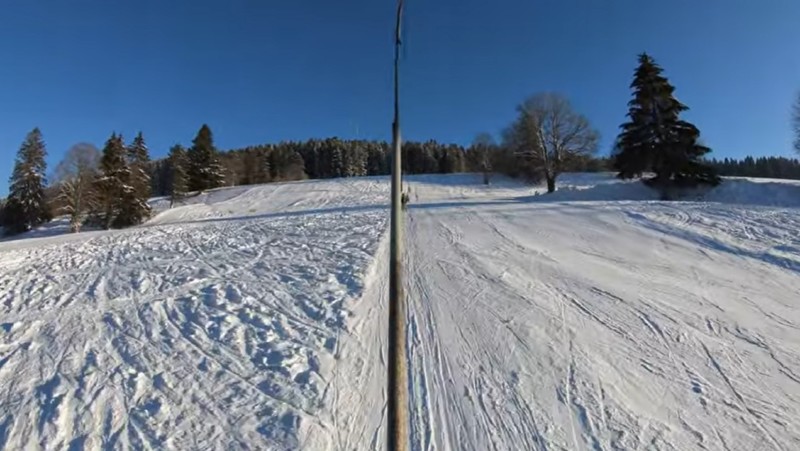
[[4, 52, 799, 236], [148, 137, 468, 197], [0, 125, 223, 236], [0, 125, 470, 236], [707, 156, 800, 180]]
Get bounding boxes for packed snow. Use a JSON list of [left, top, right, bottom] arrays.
[[0, 178, 391, 450], [1, 173, 800, 450]]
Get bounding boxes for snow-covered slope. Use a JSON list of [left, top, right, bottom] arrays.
[[0, 178, 390, 450], [404, 173, 800, 451], [1, 173, 800, 450]]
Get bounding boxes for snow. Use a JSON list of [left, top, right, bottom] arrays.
[[0, 178, 390, 450], [402, 173, 800, 450], [2, 173, 800, 450]]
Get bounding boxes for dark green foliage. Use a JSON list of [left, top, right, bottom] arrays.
[[148, 159, 172, 197], [90, 133, 132, 229], [217, 138, 463, 186], [127, 134, 468, 200], [614, 53, 719, 187], [168, 144, 189, 206], [188, 124, 225, 192], [467, 133, 496, 184], [116, 132, 152, 226], [269, 146, 307, 181], [708, 156, 800, 180], [2, 128, 51, 235]]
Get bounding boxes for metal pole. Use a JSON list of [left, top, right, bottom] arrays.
[[387, 1, 408, 450]]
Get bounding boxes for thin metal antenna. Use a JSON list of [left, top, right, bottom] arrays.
[[387, 0, 408, 450]]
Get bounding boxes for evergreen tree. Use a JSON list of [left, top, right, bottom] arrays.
[[469, 133, 496, 184], [614, 53, 719, 188], [188, 124, 225, 192], [2, 128, 51, 235], [91, 133, 131, 229], [117, 132, 152, 225], [148, 159, 172, 196], [168, 144, 189, 207], [256, 147, 272, 184], [331, 145, 344, 178]]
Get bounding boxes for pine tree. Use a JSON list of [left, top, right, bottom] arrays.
[[2, 128, 51, 235], [331, 146, 344, 177], [188, 124, 225, 192], [168, 144, 188, 207], [90, 133, 131, 229], [250, 146, 271, 185], [614, 53, 719, 188], [116, 132, 152, 226]]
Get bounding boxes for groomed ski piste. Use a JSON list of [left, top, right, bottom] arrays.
[[1, 173, 799, 450]]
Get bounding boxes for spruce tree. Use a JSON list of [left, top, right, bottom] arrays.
[[168, 144, 188, 207], [118, 132, 152, 225], [331, 146, 344, 178], [91, 133, 131, 229], [188, 124, 225, 191], [2, 128, 51, 235], [614, 53, 719, 187]]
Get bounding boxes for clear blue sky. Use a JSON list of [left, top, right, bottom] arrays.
[[1, 0, 799, 193]]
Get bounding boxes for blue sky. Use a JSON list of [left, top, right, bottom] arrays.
[[1, 0, 798, 193]]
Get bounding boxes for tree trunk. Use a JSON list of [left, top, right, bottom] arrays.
[[546, 174, 556, 193]]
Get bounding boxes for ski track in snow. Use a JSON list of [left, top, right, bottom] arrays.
[[2, 173, 800, 450], [0, 178, 390, 450], [404, 174, 800, 451]]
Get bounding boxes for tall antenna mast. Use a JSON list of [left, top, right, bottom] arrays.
[[387, 0, 408, 450]]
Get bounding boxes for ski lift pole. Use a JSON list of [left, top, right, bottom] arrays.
[[387, 0, 408, 450]]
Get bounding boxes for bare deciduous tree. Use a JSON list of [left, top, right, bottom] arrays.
[[54, 143, 100, 232], [506, 92, 599, 192]]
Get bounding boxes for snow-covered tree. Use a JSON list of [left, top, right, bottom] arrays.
[[331, 146, 344, 178], [89, 133, 132, 229], [2, 128, 51, 235], [188, 124, 225, 192], [54, 143, 100, 232], [116, 132, 152, 226], [505, 93, 599, 192], [614, 53, 719, 188], [168, 144, 188, 207]]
